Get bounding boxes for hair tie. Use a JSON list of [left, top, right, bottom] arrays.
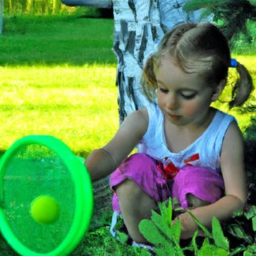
[[230, 59, 237, 68]]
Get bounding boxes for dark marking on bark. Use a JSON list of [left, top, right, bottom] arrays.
[[128, 77, 138, 111], [151, 26, 157, 42], [113, 36, 124, 69], [127, 31, 135, 54], [120, 19, 129, 50], [138, 25, 148, 67], [128, 0, 136, 21], [117, 71, 127, 123]]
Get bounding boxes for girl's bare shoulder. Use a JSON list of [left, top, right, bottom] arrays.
[[120, 108, 149, 135]]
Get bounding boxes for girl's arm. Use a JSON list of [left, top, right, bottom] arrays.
[[175, 121, 247, 239], [85, 108, 149, 181]]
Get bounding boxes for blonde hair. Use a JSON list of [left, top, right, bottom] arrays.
[[142, 23, 253, 108]]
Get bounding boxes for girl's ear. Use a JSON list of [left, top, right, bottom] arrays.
[[211, 80, 226, 102]]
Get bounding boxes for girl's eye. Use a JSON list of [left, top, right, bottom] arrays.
[[159, 88, 169, 94], [180, 92, 197, 100]]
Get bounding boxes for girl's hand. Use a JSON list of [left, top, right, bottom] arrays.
[[172, 212, 205, 239]]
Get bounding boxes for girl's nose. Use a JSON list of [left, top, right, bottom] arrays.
[[166, 93, 179, 110]]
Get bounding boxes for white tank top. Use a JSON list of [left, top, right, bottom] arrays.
[[138, 103, 235, 174]]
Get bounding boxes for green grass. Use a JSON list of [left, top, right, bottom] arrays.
[[0, 64, 118, 157], [0, 13, 256, 256], [0, 14, 118, 158], [1, 14, 116, 65]]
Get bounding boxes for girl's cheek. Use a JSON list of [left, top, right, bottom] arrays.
[[182, 102, 200, 116]]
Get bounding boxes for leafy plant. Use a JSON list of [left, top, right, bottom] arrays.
[[139, 197, 256, 256], [139, 198, 192, 256], [188, 213, 230, 255]]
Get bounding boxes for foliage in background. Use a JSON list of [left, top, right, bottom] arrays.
[[3, 0, 113, 17], [183, 0, 256, 53], [5, 0, 66, 14]]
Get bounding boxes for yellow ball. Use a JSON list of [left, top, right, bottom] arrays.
[[30, 195, 60, 224]]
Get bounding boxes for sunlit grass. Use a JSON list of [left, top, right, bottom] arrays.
[[0, 64, 118, 156]]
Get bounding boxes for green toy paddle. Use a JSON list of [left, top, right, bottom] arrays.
[[0, 135, 93, 256]]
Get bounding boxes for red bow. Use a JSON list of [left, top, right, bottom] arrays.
[[157, 162, 179, 179]]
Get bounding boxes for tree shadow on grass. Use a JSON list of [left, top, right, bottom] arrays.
[[0, 15, 117, 66]]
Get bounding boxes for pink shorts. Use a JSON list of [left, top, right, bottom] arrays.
[[110, 153, 224, 213]]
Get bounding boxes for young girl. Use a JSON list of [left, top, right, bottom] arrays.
[[86, 23, 254, 245]]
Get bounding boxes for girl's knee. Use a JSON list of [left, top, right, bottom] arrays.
[[186, 193, 210, 208], [115, 179, 141, 196]]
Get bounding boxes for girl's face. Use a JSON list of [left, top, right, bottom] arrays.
[[156, 57, 215, 127]]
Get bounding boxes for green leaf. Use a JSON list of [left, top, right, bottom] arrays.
[[170, 219, 181, 244], [151, 210, 172, 239], [243, 251, 254, 256], [245, 244, 256, 253], [226, 224, 253, 244], [198, 238, 216, 256], [116, 230, 129, 245], [227, 224, 245, 238], [211, 217, 229, 251], [232, 209, 244, 218], [187, 211, 212, 238], [158, 198, 173, 224], [197, 238, 229, 256], [191, 229, 199, 254], [154, 246, 182, 256], [244, 205, 256, 220], [248, 0, 256, 6], [182, 0, 230, 12], [199, 9, 214, 21], [252, 216, 256, 231], [229, 247, 246, 255], [139, 218, 185, 255], [139, 219, 169, 246], [211, 248, 229, 256]]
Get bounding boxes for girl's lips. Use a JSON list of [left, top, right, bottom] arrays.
[[168, 114, 182, 120]]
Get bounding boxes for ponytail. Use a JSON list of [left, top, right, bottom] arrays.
[[229, 62, 254, 108]]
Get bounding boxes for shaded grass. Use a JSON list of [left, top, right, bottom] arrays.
[[1, 14, 116, 66]]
